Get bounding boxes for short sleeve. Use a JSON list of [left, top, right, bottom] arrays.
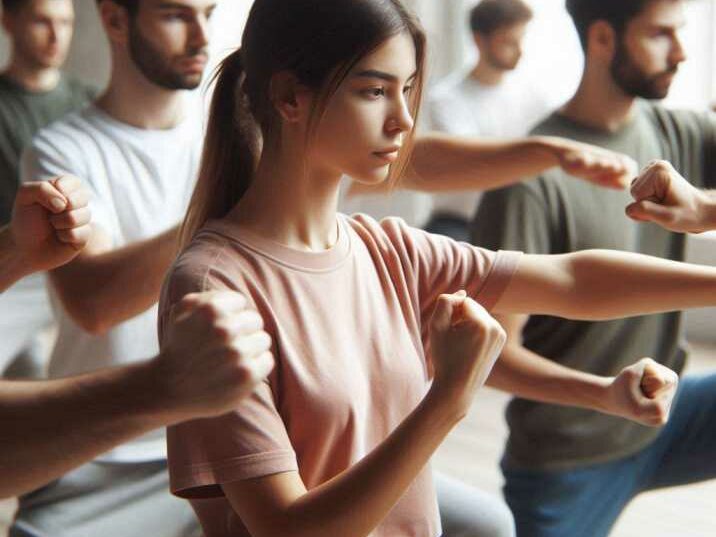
[[160, 244, 298, 499], [371, 217, 521, 321], [20, 127, 116, 238]]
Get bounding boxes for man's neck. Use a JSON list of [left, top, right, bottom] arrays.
[[3, 60, 61, 93], [561, 67, 638, 133], [469, 60, 505, 87], [95, 57, 187, 131]]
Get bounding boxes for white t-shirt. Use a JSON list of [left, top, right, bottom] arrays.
[[424, 70, 554, 221], [21, 104, 203, 462]]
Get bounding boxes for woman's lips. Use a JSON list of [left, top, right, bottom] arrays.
[[373, 147, 401, 163]]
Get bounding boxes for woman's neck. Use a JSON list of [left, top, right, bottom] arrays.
[[229, 143, 343, 252]]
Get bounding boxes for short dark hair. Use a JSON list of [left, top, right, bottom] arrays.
[[2, 0, 30, 13], [469, 0, 533, 36], [96, 0, 138, 16], [566, 0, 656, 50]]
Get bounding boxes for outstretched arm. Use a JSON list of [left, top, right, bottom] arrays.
[[493, 249, 716, 320], [403, 134, 635, 192], [0, 291, 274, 499], [487, 314, 678, 428], [49, 223, 180, 334]]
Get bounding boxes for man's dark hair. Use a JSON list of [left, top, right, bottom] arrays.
[[96, 0, 139, 16], [566, 0, 656, 50], [469, 0, 533, 36], [2, 0, 30, 13]]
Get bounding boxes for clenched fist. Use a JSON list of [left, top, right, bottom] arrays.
[[602, 357, 678, 427], [156, 290, 275, 422], [429, 291, 506, 417], [626, 160, 713, 233]]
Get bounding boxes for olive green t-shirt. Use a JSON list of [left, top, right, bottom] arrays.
[[472, 100, 716, 471], [0, 73, 96, 224]]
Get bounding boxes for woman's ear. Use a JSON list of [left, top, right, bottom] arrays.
[[271, 71, 312, 123]]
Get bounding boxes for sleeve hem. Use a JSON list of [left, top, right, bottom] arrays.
[[170, 449, 299, 498], [474, 250, 523, 311]]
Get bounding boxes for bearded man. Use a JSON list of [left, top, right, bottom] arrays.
[[13, 1, 216, 535], [473, 1, 716, 536]]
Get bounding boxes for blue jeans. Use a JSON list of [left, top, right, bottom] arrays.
[[502, 373, 716, 537]]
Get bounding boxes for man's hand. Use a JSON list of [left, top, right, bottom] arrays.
[[626, 160, 713, 233], [546, 137, 638, 190], [11, 176, 92, 272], [156, 291, 275, 422], [602, 358, 678, 427]]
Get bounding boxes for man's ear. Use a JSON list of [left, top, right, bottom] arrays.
[[472, 32, 488, 55], [270, 71, 312, 124], [587, 20, 618, 63], [98, 0, 131, 46]]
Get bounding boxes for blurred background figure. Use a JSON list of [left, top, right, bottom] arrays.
[[424, 0, 552, 241], [0, 0, 95, 380]]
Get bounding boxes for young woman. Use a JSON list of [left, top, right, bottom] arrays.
[[159, 1, 716, 535]]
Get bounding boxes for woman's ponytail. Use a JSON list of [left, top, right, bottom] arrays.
[[180, 49, 260, 248]]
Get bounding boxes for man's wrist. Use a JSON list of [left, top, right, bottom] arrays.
[[698, 190, 716, 231], [0, 225, 32, 291], [121, 358, 182, 429], [525, 136, 567, 167]]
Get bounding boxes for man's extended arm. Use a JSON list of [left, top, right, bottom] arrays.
[[405, 134, 635, 191], [0, 290, 274, 499], [49, 223, 180, 334]]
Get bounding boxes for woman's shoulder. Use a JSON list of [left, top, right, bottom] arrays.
[[344, 212, 413, 242], [345, 212, 439, 254], [162, 226, 254, 306]]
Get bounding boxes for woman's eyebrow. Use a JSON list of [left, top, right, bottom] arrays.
[[353, 69, 418, 83]]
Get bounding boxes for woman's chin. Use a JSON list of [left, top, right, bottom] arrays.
[[350, 166, 392, 186]]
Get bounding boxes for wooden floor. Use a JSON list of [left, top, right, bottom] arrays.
[[2, 343, 715, 536]]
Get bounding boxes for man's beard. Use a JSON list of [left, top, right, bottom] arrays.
[[611, 40, 678, 100], [128, 24, 205, 91]]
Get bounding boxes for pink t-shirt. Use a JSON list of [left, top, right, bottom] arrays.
[[159, 213, 521, 537]]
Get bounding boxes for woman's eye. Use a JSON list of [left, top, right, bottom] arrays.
[[163, 13, 186, 22], [363, 87, 385, 98]]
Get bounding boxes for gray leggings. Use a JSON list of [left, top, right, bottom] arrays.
[[11, 460, 200, 537], [436, 472, 515, 537]]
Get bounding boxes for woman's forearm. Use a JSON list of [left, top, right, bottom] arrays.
[[495, 250, 716, 320], [224, 388, 463, 537]]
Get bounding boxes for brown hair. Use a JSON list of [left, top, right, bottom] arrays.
[[180, 0, 426, 248], [95, 0, 139, 16], [566, 0, 666, 50], [469, 0, 533, 36]]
